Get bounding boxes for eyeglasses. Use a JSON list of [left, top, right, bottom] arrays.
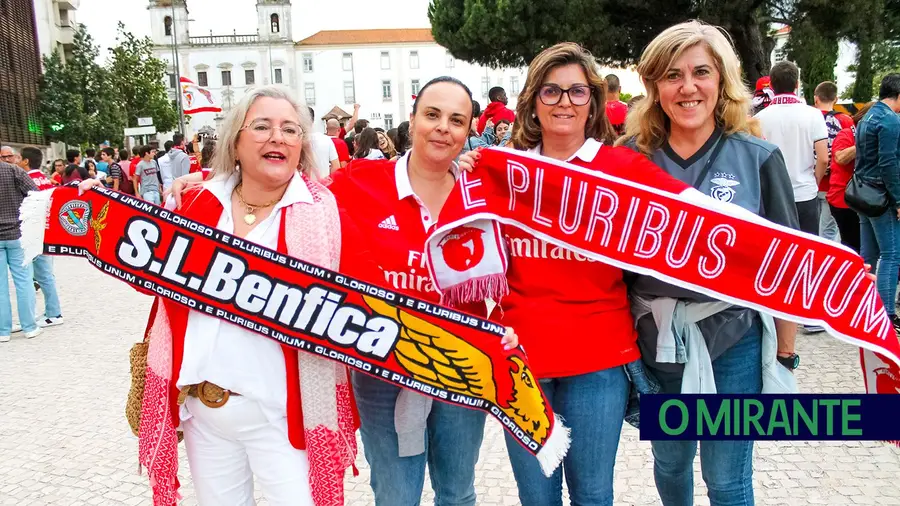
[[0, 154, 14, 161], [538, 84, 593, 106], [240, 119, 303, 145]]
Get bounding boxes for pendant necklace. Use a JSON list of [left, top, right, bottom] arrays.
[[234, 184, 281, 225]]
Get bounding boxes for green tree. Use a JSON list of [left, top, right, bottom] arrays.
[[38, 25, 126, 147], [785, 18, 839, 103], [108, 23, 178, 132]]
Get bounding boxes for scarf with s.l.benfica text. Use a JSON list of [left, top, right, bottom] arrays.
[[18, 185, 571, 478], [425, 147, 900, 388]]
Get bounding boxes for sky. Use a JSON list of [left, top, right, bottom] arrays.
[[78, 0, 432, 56]]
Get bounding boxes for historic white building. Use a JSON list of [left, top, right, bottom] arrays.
[[33, 0, 80, 61], [150, 0, 644, 136]]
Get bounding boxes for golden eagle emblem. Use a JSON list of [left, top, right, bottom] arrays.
[[89, 202, 109, 254], [362, 296, 550, 443]]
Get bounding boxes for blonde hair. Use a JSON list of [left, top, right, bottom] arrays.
[[513, 42, 616, 150], [618, 20, 752, 157], [209, 85, 318, 180]]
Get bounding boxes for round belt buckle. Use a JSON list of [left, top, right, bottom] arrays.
[[198, 381, 230, 408]]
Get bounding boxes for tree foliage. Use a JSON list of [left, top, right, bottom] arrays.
[[785, 18, 838, 103], [108, 22, 178, 132]]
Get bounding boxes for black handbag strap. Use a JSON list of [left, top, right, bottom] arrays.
[[691, 132, 727, 190]]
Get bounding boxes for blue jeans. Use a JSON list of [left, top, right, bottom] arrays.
[[859, 210, 900, 316], [504, 367, 629, 506], [818, 192, 840, 242], [143, 190, 161, 205], [0, 240, 37, 335], [33, 255, 61, 318], [649, 321, 762, 506], [352, 371, 486, 506]]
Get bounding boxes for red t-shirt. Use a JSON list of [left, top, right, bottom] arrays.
[[50, 172, 62, 186], [328, 156, 486, 317], [827, 127, 856, 208], [491, 141, 690, 379], [331, 137, 351, 165], [189, 154, 202, 174], [28, 169, 54, 191], [606, 100, 628, 129]]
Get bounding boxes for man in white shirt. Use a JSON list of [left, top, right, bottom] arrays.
[[754, 61, 829, 237], [307, 107, 339, 178]]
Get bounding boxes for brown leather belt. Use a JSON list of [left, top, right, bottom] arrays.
[[177, 381, 241, 409]]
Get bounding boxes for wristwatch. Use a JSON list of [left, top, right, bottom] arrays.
[[777, 353, 800, 370]]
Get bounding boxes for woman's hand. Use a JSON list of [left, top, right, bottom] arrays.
[[165, 173, 205, 209], [77, 178, 103, 195], [501, 326, 519, 350], [458, 148, 483, 173], [864, 263, 876, 282]]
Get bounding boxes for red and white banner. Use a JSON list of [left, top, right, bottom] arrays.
[[426, 147, 900, 388], [181, 77, 221, 115]]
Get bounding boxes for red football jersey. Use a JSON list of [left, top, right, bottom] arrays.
[[28, 169, 54, 191]]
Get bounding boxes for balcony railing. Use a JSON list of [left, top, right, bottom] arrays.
[[189, 34, 259, 46]]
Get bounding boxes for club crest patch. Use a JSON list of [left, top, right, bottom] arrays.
[[710, 173, 741, 203], [58, 200, 91, 236]]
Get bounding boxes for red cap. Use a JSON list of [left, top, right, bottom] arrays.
[[756, 76, 771, 92]]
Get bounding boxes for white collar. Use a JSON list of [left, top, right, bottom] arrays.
[[394, 151, 460, 201], [527, 138, 603, 162], [204, 170, 313, 213]]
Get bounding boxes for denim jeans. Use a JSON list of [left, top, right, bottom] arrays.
[[504, 367, 629, 506], [352, 371, 486, 506], [0, 240, 37, 335], [648, 321, 762, 506], [32, 255, 61, 318], [143, 190, 161, 205], [817, 192, 840, 242], [859, 210, 900, 316]]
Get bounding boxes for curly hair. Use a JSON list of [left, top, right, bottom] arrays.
[[617, 20, 752, 157]]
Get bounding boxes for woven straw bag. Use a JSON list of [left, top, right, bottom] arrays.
[[125, 341, 148, 437]]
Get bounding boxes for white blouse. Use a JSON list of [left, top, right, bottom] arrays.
[[177, 172, 313, 423]]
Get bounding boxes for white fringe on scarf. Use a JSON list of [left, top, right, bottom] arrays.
[[18, 189, 54, 265], [536, 414, 571, 476]]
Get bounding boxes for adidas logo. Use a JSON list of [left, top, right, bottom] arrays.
[[378, 215, 400, 231]]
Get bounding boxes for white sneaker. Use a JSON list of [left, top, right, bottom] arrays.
[[11, 324, 21, 333], [37, 316, 64, 328], [0, 335, 9, 343], [24, 327, 42, 339]]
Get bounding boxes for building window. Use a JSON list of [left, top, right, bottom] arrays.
[[384, 114, 394, 130], [445, 51, 454, 68], [342, 53, 353, 71], [510, 76, 520, 95], [344, 81, 354, 103], [409, 50, 419, 69], [380, 51, 390, 70], [305, 83, 315, 105], [164, 16, 172, 37], [221, 70, 232, 86], [197, 71, 208, 87], [167, 73, 176, 89], [302, 53, 313, 72], [411, 79, 420, 96], [270, 13, 280, 33], [382, 80, 392, 101], [481, 76, 489, 97], [274, 68, 283, 84], [244, 69, 255, 85]]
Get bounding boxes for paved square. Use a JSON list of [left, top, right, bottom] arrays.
[[1, 258, 898, 505]]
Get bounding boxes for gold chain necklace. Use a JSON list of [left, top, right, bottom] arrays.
[[234, 184, 281, 225]]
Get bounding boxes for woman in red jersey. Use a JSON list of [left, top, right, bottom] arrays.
[[459, 43, 689, 506]]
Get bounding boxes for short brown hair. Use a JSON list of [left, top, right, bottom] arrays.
[[814, 81, 838, 103], [769, 61, 799, 95], [512, 42, 615, 150]]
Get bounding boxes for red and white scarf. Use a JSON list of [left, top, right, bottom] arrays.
[[426, 147, 900, 388]]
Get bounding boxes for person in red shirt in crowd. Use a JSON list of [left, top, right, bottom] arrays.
[[813, 81, 855, 242], [827, 102, 874, 253], [326, 118, 351, 168], [751, 75, 775, 114], [49, 159, 65, 186], [167, 78, 518, 506], [460, 43, 690, 506], [476, 86, 516, 134], [605, 73, 629, 136], [19, 148, 54, 191]]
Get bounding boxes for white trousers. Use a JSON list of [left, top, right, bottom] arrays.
[[182, 396, 314, 506]]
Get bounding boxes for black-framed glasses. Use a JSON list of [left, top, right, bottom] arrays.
[[538, 84, 593, 106], [240, 119, 304, 145]]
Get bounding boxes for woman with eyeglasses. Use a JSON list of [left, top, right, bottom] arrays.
[[81, 85, 357, 505], [459, 42, 688, 506]]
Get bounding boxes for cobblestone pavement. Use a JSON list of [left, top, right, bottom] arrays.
[[1, 258, 899, 505]]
